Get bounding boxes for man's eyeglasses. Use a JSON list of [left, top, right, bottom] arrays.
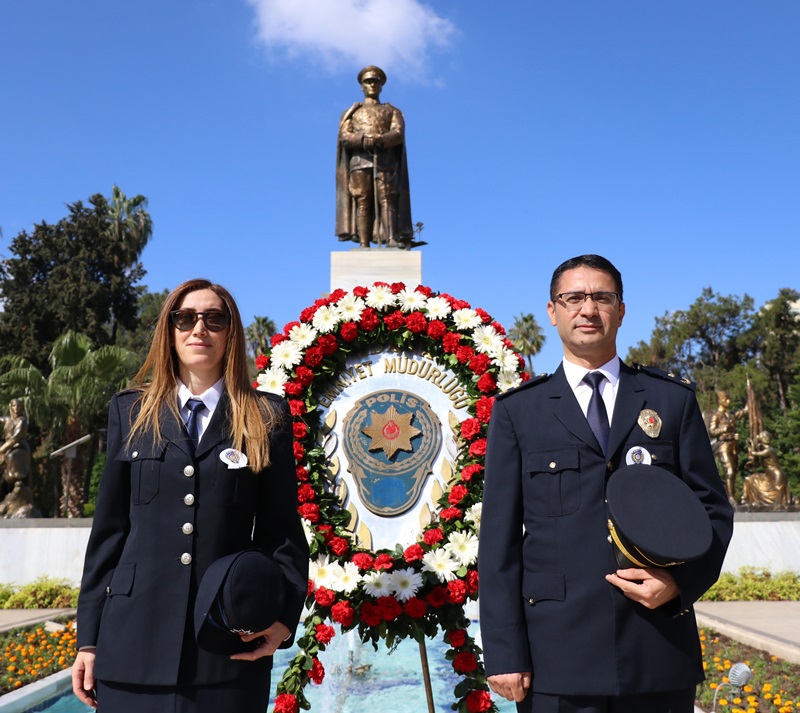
[[554, 291, 620, 311], [169, 310, 230, 332]]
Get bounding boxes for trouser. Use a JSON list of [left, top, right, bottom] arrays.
[[517, 687, 696, 713]]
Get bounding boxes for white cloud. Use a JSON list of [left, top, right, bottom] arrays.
[[246, 0, 456, 79]]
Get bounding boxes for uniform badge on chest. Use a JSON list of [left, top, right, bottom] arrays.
[[625, 446, 652, 466], [637, 409, 662, 438]]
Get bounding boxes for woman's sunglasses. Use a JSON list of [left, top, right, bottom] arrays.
[[169, 310, 230, 333]]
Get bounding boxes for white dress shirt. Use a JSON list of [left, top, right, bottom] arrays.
[[177, 379, 224, 445], [561, 356, 621, 425]]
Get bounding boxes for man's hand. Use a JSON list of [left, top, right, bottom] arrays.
[[487, 672, 531, 702], [605, 568, 679, 609], [229, 621, 291, 661], [71, 650, 98, 709]]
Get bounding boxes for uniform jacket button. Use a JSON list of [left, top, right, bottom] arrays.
[[183, 465, 195, 477], [549, 461, 556, 470], [528, 598, 536, 606], [132, 451, 139, 459], [182, 522, 194, 535], [183, 493, 195, 506], [180, 553, 192, 565]]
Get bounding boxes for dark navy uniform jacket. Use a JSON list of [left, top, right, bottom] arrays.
[[478, 360, 733, 696], [76, 389, 309, 687]]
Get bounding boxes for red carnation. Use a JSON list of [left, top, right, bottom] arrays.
[[271, 333, 288, 347], [297, 484, 316, 503], [295, 366, 314, 386], [426, 586, 448, 608], [329, 288, 347, 302], [300, 305, 318, 322], [461, 464, 484, 483], [374, 553, 394, 571], [450, 298, 470, 310], [426, 319, 447, 340], [299, 503, 320, 522], [331, 600, 355, 627], [521, 371, 531, 382], [329, 536, 349, 557], [477, 373, 497, 394], [447, 579, 468, 604], [309, 657, 325, 685], [475, 308, 491, 324], [340, 321, 359, 342], [317, 524, 334, 543], [491, 321, 506, 335], [353, 285, 369, 297], [448, 628, 467, 648], [314, 587, 335, 607], [351, 552, 375, 571], [359, 601, 383, 627], [383, 310, 405, 330], [456, 345, 475, 364], [377, 595, 403, 621], [274, 693, 299, 713], [296, 465, 309, 482], [442, 332, 461, 353], [317, 334, 338, 355], [284, 382, 304, 397], [293, 421, 308, 439], [403, 543, 424, 562], [255, 354, 269, 371], [251, 380, 258, 389], [288, 399, 307, 417], [293, 441, 305, 462], [466, 690, 492, 713], [405, 311, 427, 333], [468, 438, 487, 457], [404, 597, 427, 619], [440, 507, 463, 522], [283, 321, 300, 336], [466, 569, 479, 593], [359, 307, 380, 331], [448, 485, 468, 505], [453, 651, 478, 674], [460, 418, 482, 441], [423, 528, 444, 545], [469, 353, 491, 375], [390, 282, 405, 294], [475, 396, 494, 423], [315, 623, 335, 644], [415, 284, 433, 296], [304, 347, 323, 367]]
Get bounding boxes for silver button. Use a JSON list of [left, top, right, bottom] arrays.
[[183, 493, 195, 506], [132, 451, 139, 459], [182, 522, 194, 535], [183, 465, 195, 477], [548, 461, 556, 469], [180, 553, 192, 565]]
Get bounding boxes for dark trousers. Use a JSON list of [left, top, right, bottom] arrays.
[[517, 687, 696, 713]]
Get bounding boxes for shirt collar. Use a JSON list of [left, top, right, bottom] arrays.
[[177, 379, 224, 412], [562, 356, 621, 390]]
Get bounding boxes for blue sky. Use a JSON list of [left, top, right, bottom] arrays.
[[1, 1, 798, 371]]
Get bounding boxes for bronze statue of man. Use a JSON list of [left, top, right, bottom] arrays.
[[708, 390, 746, 505], [336, 66, 413, 249]]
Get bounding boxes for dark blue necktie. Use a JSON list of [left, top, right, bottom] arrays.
[[583, 372, 610, 455], [185, 398, 206, 450]]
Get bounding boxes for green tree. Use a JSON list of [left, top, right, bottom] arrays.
[[115, 288, 170, 367], [245, 316, 277, 361], [0, 331, 134, 517], [508, 313, 546, 373]]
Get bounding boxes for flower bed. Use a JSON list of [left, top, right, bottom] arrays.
[[0, 620, 77, 695]]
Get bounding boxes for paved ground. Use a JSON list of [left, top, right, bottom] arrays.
[[0, 608, 76, 633]]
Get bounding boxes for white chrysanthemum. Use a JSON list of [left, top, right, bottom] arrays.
[[361, 570, 393, 597], [270, 340, 303, 369], [492, 346, 520, 371], [288, 322, 318, 348], [445, 531, 480, 567], [365, 284, 396, 310], [336, 293, 366, 322], [421, 548, 460, 583], [256, 366, 288, 396], [301, 518, 315, 546], [472, 325, 503, 355], [498, 370, 523, 392], [312, 304, 341, 333], [309, 555, 343, 590], [424, 296, 452, 319], [452, 308, 482, 331], [464, 502, 482, 535], [397, 288, 428, 313], [334, 561, 363, 593], [388, 567, 423, 602]]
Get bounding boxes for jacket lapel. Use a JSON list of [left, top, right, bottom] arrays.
[[607, 361, 646, 459], [548, 366, 602, 453], [195, 391, 231, 459]]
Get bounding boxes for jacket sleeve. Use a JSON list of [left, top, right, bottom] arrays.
[[76, 394, 132, 649], [253, 397, 309, 648], [477, 397, 533, 677]]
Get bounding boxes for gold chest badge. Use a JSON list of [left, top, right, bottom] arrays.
[[638, 409, 662, 438]]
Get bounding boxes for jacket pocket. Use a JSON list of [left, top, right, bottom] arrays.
[[523, 447, 581, 516], [522, 571, 565, 605], [116, 442, 166, 505], [622, 441, 675, 468], [106, 563, 135, 597]]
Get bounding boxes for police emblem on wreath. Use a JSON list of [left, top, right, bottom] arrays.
[[342, 389, 442, 516]]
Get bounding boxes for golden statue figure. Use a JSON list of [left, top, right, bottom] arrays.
[[742, 431, 794, 508], [336, 66, 413, 249], [0, 398, 31, 486], [707, 390, 747, 505]]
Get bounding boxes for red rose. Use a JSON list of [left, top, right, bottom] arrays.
[[491, 321, 506, 335], [315, 623, 335, 644], [353, 285, 369, 297], [403, 544, 424, 562], [423, 528, 444, 545], [466, 690, 492, 713], [377, 595, 403, 621], [293, 441, 305, 462], [383, 310, 405, 330], [448, 629, 466, 648], [331, 601, 355, 627], [460, 418, 482, 441], [466, 569, 479, 593], [296, 465, 309, 481], [468, 439, 487, 457], [274, 693, 299, 713], [475, 396, 494, 423], [453, 651, 478, 674], [440, 507, 463, 522], [329, 536, 349, 556], [255, 354, 269, 370], [442, 332, 461, 353], [271, 334, 288, 347], [309, 657, 325, 685], [359, 307, 380, 331], [404, 597, 427, 619], [477, 372, 497, 394], [317, 334, 338, 355], [475, 308, 491, 324], [340, 321, 359, 342], [284, 381, 303, 397], [456, 345, 475, 364], [405, 311, 427, 333], [447, 579, 467, 604], [283, 321, 300, 336], [314, 587, 335, 607], [461, 464, 484, 482], [415, 285, 433, 296], [359, 601, 383, 627], [297, 484, 316, 503], [390, 282, 405, 294], [299, 503, 320, 522], [469, 353, 491, 375], [448, 484, 468, 505], [374, 553, 394, 571], [288, 399, 307, 417], [293, 421, 308, 439], [351, 552, 375, 571], [426, 586, 448, 608], [295, 366, 314, 386], [426, 319, 447, 340]]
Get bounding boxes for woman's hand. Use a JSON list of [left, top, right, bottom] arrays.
[[71, 650, 98, 709], [229, 621, 291, 661]]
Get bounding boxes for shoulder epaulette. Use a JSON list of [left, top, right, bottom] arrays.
[[495, 372, 551, 401], [633, 363, 695, 391]]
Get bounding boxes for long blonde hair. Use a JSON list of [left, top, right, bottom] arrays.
[[127, 279, 278, 471]]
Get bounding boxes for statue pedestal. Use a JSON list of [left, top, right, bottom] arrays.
[[330, 249, 422, 293]]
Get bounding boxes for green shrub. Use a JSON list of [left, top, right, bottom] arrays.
[[702, 567, 800, 601], [0, 583, 15, 608], [1, 577, 79, 609]]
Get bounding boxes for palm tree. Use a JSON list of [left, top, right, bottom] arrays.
[[508, 313, 546, 373], [245, 316, 277, 360], [0, 331, 134, 517]]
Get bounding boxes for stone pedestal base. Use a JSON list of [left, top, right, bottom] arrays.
[[330, 249, 422, 293]]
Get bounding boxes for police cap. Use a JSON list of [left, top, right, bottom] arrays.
[[358, 65, 387, 85]]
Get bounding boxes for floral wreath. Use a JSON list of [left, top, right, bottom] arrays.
[[254, 282, 529, 713]]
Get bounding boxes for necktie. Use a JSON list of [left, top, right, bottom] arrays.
[[185, 398, 206, 450], [583, 372, 610, 455]]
